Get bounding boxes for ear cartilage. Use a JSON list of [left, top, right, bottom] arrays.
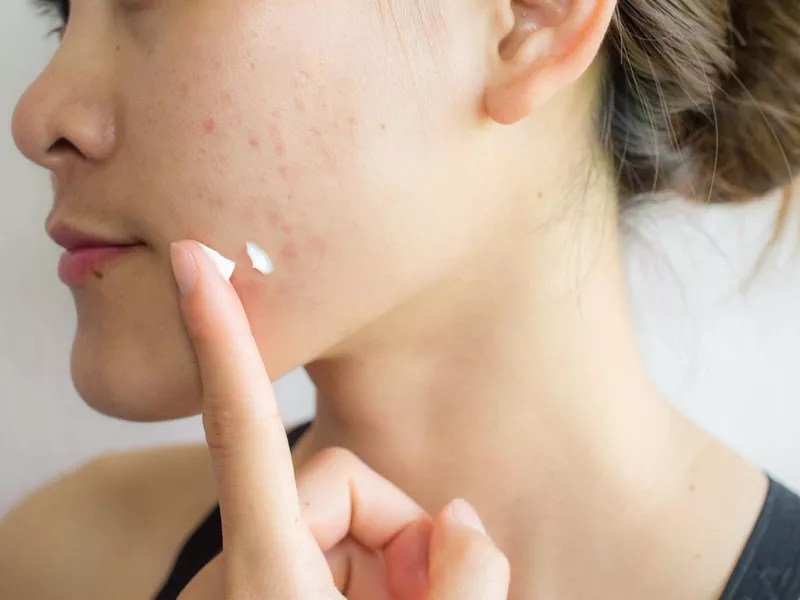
[[246, 241, 275, 275], [198, 243, 236, 281]]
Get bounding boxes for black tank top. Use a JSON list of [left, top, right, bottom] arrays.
[[153, 422, 800, 600]]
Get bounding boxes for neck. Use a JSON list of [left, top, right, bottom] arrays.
[[301, 184, 765, 599]]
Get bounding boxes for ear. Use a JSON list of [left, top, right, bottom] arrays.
[[484, 0, 617, 125]]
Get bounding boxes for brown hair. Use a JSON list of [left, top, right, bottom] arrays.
[[600, 0, 800, 205]]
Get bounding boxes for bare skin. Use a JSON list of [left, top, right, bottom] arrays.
[[6, 0, 779, 597], [0, 445, 217, 600], [0, 430, 333, 600]]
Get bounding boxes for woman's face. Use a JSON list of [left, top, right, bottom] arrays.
[[12, 0, 558, 420]]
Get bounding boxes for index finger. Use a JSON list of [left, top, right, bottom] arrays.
[[170, 240, 301, 552]]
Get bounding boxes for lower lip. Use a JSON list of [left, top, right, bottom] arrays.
[[58, 246, 141, 286]]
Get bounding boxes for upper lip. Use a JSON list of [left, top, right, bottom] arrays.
[[47, 222, 141, 251]]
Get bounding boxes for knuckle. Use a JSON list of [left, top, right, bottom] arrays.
[[201, 407, 244, 450], [309, 446, 361, 471], [202, 406, 283, 451]]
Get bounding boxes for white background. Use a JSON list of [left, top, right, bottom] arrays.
[[2, 2, 799, 517]]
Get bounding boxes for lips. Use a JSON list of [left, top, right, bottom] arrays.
[[48, 223, 143, 287], [48, 223, 140, 252]]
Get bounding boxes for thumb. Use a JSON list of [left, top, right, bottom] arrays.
[[427, 500, 510, 600]]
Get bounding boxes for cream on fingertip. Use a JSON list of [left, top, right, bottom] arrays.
[[198, 243, 236, 281], [246, 241, 274, 275]]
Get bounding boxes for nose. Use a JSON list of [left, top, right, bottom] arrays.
[[11, 41, 117, 175]]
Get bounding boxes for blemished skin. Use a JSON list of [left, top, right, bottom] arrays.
[[7, 0, 776, 598]]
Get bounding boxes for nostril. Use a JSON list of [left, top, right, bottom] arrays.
[[48, 137, 79, 156]]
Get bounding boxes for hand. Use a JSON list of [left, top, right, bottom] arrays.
[[169, 240, 511, 600]]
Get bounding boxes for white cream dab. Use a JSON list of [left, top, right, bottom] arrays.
[[246, 241, 274, 275], [199, 243, 236, 281]]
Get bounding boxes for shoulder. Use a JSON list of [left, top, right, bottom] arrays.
[[0, 444, 218, 600]]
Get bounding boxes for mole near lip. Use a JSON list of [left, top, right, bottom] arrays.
[[58, 245, 142, 287]]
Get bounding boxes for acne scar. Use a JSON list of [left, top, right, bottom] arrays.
[[269, 123, 286, 156], [203, 118, 216, 134], [278, 163, 303, 182], [309, 236, 327, 261], [281, 241, 298, 261], [248, 137, 261, 148]]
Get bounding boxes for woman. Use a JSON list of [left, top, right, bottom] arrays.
[[2, 0, 800, 597]]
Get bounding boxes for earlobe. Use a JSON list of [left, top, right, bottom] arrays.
[[484, 0, 617, 125]]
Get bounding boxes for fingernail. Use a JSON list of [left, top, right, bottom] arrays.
[[170, 243, 197, 296], [448, 499, 486, 534], [198, 243, 236, 281]]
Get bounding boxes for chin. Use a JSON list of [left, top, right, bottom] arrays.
[[70, 315, 203, 423]]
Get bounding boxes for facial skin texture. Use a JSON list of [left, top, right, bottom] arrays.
[[14, 0, 484, 419], [13, 0, 605, 420], [14, 2, 775, 598]]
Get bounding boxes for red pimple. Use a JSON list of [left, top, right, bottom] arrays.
[[267, 210, 283, 227], [268, 123, 285, 156], [281, 241, 298, 261], [309, 236, 327, 261], [203, 118, 216, 134]]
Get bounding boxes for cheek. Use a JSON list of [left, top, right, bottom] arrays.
[[115, 2, 472, 353], [123, 33, 379, 276]]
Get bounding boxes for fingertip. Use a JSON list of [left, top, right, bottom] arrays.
[[445, 499, 487, 535], [428, 500, 509, 600], [430, 499, 497, 565], [198, 242, 237, 281]]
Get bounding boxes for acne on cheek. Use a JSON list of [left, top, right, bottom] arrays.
[[265, 210, 328, 266], [278, 163, 304, 183], [308, 236, 327, 263], [281, 235, 326, 265], [268, 122, 286, 157], [267, 210, 298, 263], [193, 75, 339, 270], [198, 111, 301, 184], [282, 242, 299, 261]]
